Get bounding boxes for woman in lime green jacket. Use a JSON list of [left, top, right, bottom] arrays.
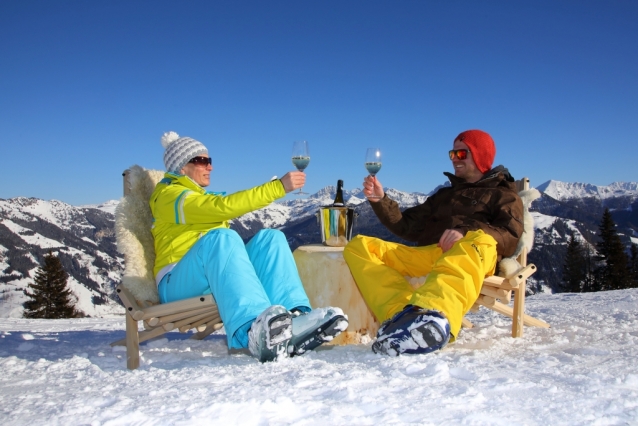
[[151, 132, 348, 362]]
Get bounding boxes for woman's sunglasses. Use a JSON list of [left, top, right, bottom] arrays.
[[449, 149, 470, 160], [189, 156, 212, 167]]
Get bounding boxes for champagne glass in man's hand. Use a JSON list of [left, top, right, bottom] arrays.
[[365, 148, 382, 198], [291, 140, 310, 195]]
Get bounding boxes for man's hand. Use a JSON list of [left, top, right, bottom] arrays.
[[438, 229, 464, 252], [363, 175, 384, 202], [280, 171, 306, 193]]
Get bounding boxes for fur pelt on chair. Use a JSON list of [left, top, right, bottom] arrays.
[[115, 165, 165, 304], [497, 188, 541, 278]]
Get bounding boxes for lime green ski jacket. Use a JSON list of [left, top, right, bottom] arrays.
[[149, 173, 286, 279]]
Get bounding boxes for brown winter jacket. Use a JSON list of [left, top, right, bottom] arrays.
[[370, 166, 524, 258]]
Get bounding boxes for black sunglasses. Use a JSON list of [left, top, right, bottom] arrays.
[[189, 156, 212, 166]]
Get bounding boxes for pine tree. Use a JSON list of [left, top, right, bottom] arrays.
[[630, 243, 638, 289], [582, 242, 599, 292], [561, 234, 586, 293], [595, 208, 631, 291], [23, 251, 80, 318]]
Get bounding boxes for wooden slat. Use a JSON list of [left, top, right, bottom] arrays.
[[137, 327, 174, 344], [518, 245, 528, 268], [501, 290, 512, 304], [481, 263, 537, 291], [475, 296, 550, 328], [173, 311, 221, 333], [147, 305, 219, 327], [139, 294, 216, 320], [480, 286, 511, 302], [482, 275, 518, 290], [478, 295, 496, 306], [123, 169, 131, 196], [111, 318, 174, 348], [461, 317, 474, 329], [191, 322, 224, 340], [125, 313, 140, 369], [509, 264, 536, 288], [179, 313, 222, 333], [515, 177, 530, 192], [512, 287, 525, 337]]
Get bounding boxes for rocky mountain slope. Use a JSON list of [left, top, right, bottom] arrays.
[[0, 198, 123, 317], [1, 179, 636, 317]]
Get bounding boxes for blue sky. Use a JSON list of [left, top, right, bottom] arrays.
[[1, 0, 637, 205]]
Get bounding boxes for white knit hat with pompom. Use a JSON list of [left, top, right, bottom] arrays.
[[161, 131, 208, 173]]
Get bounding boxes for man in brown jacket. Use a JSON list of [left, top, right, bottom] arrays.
[[343, 129, 524, 356]]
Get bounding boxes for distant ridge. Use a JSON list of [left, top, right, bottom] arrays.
[[536, 180, 638, 201], [1, 179, 637, 317], [78, 200, 119, 215]]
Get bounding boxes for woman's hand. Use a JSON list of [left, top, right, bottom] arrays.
[[280, 171, 306, 193]]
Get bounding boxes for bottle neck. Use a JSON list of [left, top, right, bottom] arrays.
[[333, 180, 344, 206]]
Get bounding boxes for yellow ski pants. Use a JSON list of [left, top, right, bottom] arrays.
[[343, 230, 498, 338]]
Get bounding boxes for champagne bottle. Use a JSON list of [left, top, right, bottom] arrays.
[[333, 179, 345, 206]]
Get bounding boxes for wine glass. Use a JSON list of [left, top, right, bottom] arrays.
[[365, 148, 382, 198], [291, 140, 310, 195]]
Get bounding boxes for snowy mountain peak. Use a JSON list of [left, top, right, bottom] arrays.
[[79, 200, 120, 215], [537, 180, 638, 201], [383, 188, 429, 207], [0, 197, 95, 232]]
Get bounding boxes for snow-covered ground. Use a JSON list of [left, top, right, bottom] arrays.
[[1, 289, 637, 425]]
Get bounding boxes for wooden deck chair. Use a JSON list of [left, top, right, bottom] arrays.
[[461, 177, 550, 337], [110, 165, 222, 370]]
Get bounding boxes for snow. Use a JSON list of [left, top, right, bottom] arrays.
[[79, 200, 120, 215], [82, 236, 98, 245], [1, 219, 64, 249], [1, 289, 637, 425], [0, 198, 95, 231], [537, 180, 638, 201], [231, 186, 428, 230], [531, 211, 557, 230], [0, 244, 122, 318]]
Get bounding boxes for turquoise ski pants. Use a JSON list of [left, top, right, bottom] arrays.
[[158, 228, 311, 349]]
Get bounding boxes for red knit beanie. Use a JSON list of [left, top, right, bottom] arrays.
[[455, 129, 496, 174]]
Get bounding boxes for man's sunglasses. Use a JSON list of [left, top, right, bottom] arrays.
[[189, 156, 212, 166], [449, 149, 470, 161]]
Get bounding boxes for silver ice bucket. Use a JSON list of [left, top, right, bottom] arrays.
[[317, 206, 356, 247]]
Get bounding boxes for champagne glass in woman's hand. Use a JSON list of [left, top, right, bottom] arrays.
[[365, 148, 382, 198], [291, 140, 310, 195]]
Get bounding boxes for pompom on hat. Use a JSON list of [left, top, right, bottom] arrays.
[[161, 131, 208, 173], [455, 129, 496, 174]]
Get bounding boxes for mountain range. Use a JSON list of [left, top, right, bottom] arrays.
[[1, 180, 637, 318]]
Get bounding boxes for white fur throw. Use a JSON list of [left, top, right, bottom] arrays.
[[115, 165, 165, 304], [497, 188, 541, 278]]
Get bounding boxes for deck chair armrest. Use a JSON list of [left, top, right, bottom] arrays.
[[482, 263, 537, 290], [116, 284, 146, 321]]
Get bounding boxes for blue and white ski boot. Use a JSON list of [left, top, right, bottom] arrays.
[[287, 307, 349, 356], [248, 305, 293, 362], [372, 305, 450, 356]]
